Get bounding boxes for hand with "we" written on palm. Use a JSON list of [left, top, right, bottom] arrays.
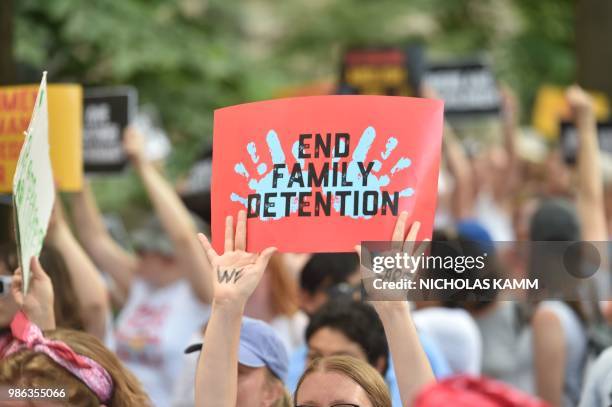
[[197, 210, 277, 308]]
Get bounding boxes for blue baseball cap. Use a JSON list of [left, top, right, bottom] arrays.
[[185, 316, 289, 381], [457, 219, 495, 254]]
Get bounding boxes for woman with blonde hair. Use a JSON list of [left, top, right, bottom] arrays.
[[1, 326, 150, 406], [295, 355, 391, 407], [194, 210, 434, 407], [0, 257, 150, 407]]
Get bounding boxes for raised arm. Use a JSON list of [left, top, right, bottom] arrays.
[[195, 210, 276, 406], [45, 197, 110, 339], [567, 87, 611, 355], [567, 85, 607, 242], [443, 124, 475, 220], [532, 307, 565, 407], [422, 85, 474, 220], [70, 181, 138, 306], [123, 127, 213, 304], [357, 213, 435, 407], [490, 85, 520, 203]]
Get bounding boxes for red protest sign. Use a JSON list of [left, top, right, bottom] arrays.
[[211, 95, 443, 253]]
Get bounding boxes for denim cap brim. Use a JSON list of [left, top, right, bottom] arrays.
[[184, 317, 288, 382], [240, 317, 289, 381], [238, 341, 267, 369], [184, 342, 267, 366]]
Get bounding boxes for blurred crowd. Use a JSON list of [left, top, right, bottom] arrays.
[[0, 81, 612, 407]]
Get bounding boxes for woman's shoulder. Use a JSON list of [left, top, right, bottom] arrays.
[[538, 301, 583, 329], [535, 301, 587, 350]]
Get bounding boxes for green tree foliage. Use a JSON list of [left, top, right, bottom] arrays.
[[12, 0, 575, 210]]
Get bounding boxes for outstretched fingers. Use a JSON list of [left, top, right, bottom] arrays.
[[234, 210, 247, 251], [355, 244, 377, 281], [403, 220, 421, 254], [224, 215, 234, 253], [413, 238, 430, 259], [198, 233, 219, 263], [255, 247, 277, 270], [392, 211, 409, 243]]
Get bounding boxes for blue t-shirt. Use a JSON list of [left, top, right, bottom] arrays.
[[285, 332, 451, 406]]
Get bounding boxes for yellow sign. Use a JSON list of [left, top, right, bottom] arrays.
[[0, 84, 83, 192], [341, 48, 415, 96], [532, 85, 610, 139]]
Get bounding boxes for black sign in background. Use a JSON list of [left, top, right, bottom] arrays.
[[338, 45, 424, 96], [560, 121, 612, 165], [83, 86, 138, 173], [425, 61, 501, 116]]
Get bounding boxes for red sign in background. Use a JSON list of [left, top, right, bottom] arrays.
[[212, 95, 443, 253]]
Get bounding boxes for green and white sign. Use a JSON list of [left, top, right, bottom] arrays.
[[13, 72, 55, 293]]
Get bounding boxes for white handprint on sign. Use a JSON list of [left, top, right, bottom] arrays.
[[230, 130, 310, 220], [231, 126, 415, 220], [322, 126, 415, 219]]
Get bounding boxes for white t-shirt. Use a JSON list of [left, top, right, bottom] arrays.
[[476, 302, 534, 393], [115, 278, 210, 407], [269, 311, 308, 356], [474, 191, 515, 242], [413, 307, 482, 375]]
